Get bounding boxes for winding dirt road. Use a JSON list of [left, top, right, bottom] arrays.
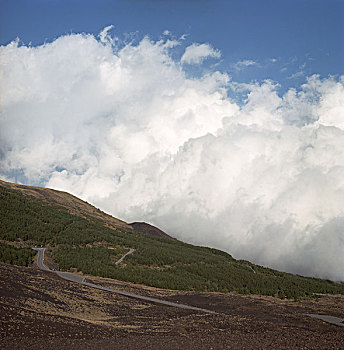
[[33, 247, 217, 314]]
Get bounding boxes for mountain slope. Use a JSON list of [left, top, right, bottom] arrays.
[[0, 179, 131, 231], [0, 179, 343, 299]]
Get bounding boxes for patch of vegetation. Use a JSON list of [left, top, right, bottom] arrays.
[[1, 184, 344, 299], [0, 243, 35, 266]]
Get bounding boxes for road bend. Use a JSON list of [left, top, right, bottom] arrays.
[[115, 248, 135, 265], [33, 247, 50, 271], [33, 247, 217, 314]]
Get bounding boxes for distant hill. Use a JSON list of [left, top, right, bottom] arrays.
[[1, 179, 343, 299], [129, 222, 174, 240]]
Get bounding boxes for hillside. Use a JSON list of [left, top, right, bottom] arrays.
[[0, 179, 131, 231], [0, 179, 343, 299], [2, 262, 344, 350]]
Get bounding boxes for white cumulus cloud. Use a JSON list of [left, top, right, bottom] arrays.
[[0, 30, 343, 281], [181, 43, 221, 64]]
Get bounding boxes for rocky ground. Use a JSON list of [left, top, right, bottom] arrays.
[[0, 262, 343, 349]]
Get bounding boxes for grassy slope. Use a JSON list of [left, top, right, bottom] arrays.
[[0, 181, 343, 299], [0, 179, 131, 231]]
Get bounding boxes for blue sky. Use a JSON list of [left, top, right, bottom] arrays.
[[1, 0, 343, 90]]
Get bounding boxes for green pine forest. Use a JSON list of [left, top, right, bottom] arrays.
[[0, 242, 35, 267], [1, 184, 343, 299]]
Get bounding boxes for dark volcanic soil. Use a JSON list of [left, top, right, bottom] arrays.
[[0, 263, 343, 349]]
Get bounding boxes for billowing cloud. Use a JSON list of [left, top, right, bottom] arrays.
[[181, 43, 221, 64], [99, 25, 116, 46], [1, 30, 343, 281]]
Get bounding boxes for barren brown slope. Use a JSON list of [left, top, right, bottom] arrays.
[[1, 262, 344, 350], [0, 179, 131, 231], [129, 222, 174, 240]]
